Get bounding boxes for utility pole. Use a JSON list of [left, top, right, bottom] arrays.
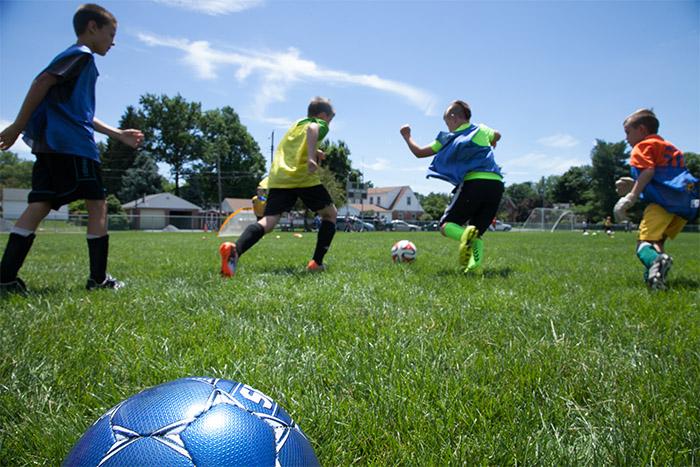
[[270, 130, 275, 165], [216, 152, 222, 213]]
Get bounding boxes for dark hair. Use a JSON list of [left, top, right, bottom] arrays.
[[624, 108, 659, 134], [446, 100, 472, 121], [73, 4, 117, 36], [308, 97, 334, 118]]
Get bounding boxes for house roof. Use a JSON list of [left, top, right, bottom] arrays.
[[221, 198, 252, 212], [348, 203, 391, 213], [122, 193, 202, 211]]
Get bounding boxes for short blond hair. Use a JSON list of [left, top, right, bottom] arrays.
[[624, 108, 659, 134]]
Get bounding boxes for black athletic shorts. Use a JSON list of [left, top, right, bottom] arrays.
[[28, 153, 106, 210], [440, 179, 504, 235], [264, 185, 333, 216]]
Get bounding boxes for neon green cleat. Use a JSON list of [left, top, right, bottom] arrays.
[[458, 225, 478, 267], [465, 238, 483, 273]]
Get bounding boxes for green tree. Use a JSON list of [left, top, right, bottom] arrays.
[[139, 94, 202, 195], [319, 140, 362, 184], [187, 106, 266, 207], [0, 151, 32, 189], [590, 139, 629, 219], [505, 182, 540, 221], [118, 152, 163, 203], [100, 106, 146, 195], [684, 151, 699, 178], [416, 192, 449, 220], [552, 165, 593, 206]]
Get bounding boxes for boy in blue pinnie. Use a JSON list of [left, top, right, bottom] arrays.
[[0, 4, 143, 294], [400, 100, 503, 273]]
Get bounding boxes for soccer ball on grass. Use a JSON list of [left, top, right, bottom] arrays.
[[64, 377, 319, 466], [391, 240, 417, 263]]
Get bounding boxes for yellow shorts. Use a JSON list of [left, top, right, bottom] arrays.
[[638, 203, 687, 242]]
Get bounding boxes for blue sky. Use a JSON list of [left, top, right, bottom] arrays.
[[1, 0, 698, 195]]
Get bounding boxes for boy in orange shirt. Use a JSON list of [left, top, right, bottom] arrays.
[[615, 109, 699, 290]]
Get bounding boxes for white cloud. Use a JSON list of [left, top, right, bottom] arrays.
[[0, 120, 33, 159], [360, 158, 391, 171], [537, 133, 580, 148], [136, 32, 437, 122], [152, 0, 264, 15]]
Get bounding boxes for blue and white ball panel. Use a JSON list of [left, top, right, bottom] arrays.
[[112, 379, 212, 435], [182, 403, 276, 466], [277, 426, 320, 467], [63, 377, 319, 466], [63, 414, 116, 466]]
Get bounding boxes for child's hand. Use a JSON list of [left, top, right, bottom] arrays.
[[400, 125, 411, 139], [316, 149, 326, 161], [118, 129, 144, 148], [308, 159, 319, 174], [0, 123, 22, 150], [614, 194, 637, 222], [615, 177, 634, 196]]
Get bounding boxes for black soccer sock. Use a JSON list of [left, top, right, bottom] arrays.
[[312, 220, 336, 265], [0, 232, 36, 283], [235, 223, 266, 257], [87, 235, 109, 283]]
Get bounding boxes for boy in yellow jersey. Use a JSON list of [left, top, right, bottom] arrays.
[[219, 97, 337, 276], [400, 100, 503, 273]]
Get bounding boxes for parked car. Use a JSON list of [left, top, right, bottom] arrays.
[[422, 221, 440, 231], [389, 220, 420, 232], [337, 216, 375, 232], [488, 220, 512, 231]]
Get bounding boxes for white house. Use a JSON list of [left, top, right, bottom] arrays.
[[1, 188, 69, 220], [122, 193, 202, 230], [367, 186, 424, 221]]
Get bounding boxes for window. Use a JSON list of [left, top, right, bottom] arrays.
[[370, 197, 374, 204], [377, 197, 381, 205], [407, 196, 411, 206]]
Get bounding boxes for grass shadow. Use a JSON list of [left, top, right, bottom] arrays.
[[670, 276, 700, 290], [435, 266, 514, 279]]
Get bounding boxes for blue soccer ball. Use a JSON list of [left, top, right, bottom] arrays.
[[64, 377, 319, 466]]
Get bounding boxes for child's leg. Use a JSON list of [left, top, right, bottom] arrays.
[[1, 202, 51, 284], [311, 204, 337, 266], [86, 199, 109, 283]]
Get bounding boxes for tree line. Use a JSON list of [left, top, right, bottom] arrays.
[[2, 94, 698, 223]]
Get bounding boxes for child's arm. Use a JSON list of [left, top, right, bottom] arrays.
[[93, 117, 144, 149], [400, 125, 435, 158], [0, 72, 57, 150], [306, 122, 324, 174], [491, 131, 502, 148]]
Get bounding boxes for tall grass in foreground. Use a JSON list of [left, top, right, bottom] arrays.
[[1, 231, 698, 465]]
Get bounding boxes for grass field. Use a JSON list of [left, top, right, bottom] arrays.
[[1, 230, 698, 465]]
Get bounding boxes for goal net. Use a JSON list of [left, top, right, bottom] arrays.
[[218, 208, 258, 237], [522, 207, 582, 232]]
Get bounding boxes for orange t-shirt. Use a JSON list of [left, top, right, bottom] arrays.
[[630, 135, 684, 170]]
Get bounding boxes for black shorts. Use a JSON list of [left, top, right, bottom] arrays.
[[28, 153, 106, 210], [440, 179, 504, 235], [264, 185, 333, 216]]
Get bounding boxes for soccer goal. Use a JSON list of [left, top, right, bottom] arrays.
[[522, 207, 582, 232], [218, 208, 258, 237]]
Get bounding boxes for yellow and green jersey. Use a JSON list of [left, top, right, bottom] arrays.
[[268, 118, 329, 188]]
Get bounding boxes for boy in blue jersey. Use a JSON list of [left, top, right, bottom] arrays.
[[400, 100, 503, 273], [0, 4, 143, 294]]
